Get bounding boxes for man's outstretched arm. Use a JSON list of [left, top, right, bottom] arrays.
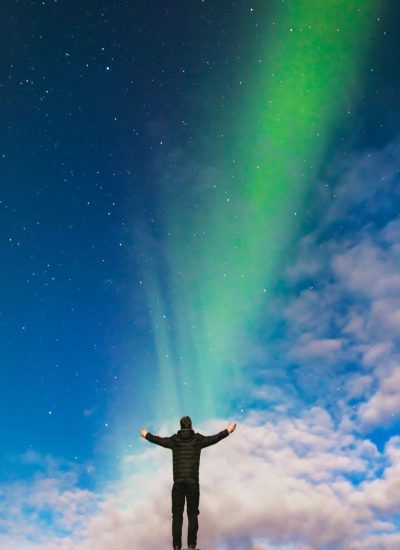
[[139, 427, 173, 449], [199, 422, 237, 449]]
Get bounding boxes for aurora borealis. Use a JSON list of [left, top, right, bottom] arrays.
[[2, 1, 400, 548], [138, 1, 379, 422]]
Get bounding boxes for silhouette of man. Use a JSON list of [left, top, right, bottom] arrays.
[[140, 416, 237, 550]]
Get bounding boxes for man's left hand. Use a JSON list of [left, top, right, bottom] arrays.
[[139, 428, 148, 438]]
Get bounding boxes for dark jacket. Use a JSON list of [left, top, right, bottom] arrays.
[[145, 427, 230, 483]]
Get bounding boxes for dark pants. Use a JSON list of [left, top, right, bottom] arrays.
[[171, 478, 200, 549]]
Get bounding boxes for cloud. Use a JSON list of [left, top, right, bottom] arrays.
[[280, 225, 400, 425], [290, 337, 343, 363], [358, 365, 400, 427], [264, 135, 400, 432], [345, 374, 373, 399], [1, 413, 400, 549]]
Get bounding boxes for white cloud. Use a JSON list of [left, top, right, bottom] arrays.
[[345, 374, 373, 398], [2, 414, 400, 550], [271, 136, 400, 433], [290, 337, 343, 363], [358, 365, 400, 427]]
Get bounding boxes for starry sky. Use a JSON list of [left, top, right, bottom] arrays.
[[2, 1, 400, 549]]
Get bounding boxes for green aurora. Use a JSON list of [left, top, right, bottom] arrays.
[[140, 1, 379, 423]]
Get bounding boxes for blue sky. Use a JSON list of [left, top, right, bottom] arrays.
[[1, 1, 400, 548], [2, 118, 400, 550]]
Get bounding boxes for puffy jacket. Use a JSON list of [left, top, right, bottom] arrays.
[[145, 427, 230, 482]]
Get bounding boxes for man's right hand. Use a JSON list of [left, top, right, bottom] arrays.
[[227, 422, 237, 433]]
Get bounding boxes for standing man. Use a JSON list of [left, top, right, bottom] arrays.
[[140, 416, 237, 550]]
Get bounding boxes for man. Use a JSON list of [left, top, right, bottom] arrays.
[[140, 416, 237, 550]]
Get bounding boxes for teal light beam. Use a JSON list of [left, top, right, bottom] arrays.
[[137, 1, 379, 425]]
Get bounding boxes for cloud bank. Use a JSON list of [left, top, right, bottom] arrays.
[[1, 413, 400, 550]]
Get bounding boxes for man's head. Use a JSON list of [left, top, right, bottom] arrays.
[[180, 416, 192, 429]]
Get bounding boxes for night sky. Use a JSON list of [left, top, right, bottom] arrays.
[[2, 1, 400, 549]]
